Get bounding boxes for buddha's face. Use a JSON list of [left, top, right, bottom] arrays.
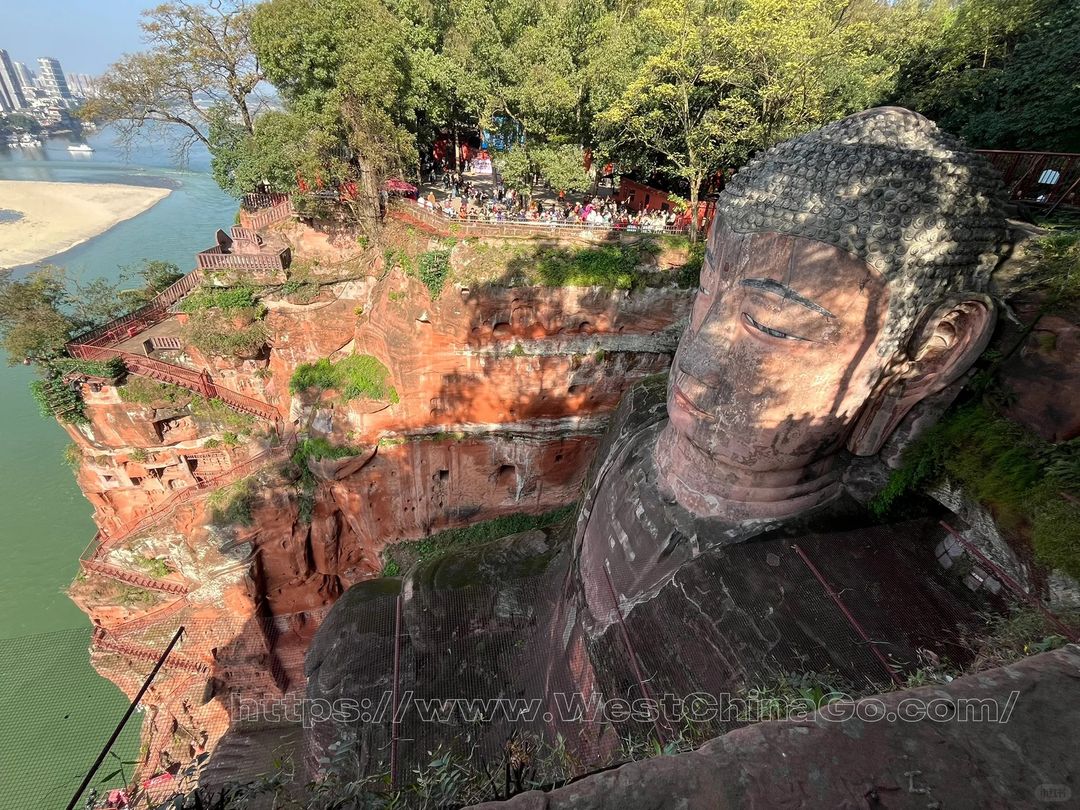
[[667, 216, 892, 471]]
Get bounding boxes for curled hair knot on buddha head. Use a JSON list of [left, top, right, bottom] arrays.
[[716, 106, 1010, 357]]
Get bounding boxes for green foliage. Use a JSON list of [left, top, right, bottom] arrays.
[[493, 145, 590, 196], [289, 355, 398, 403], [128, 448, 149, 463], [0, 267, 78, 363], [134, 554, 171, 579], [51, 356, 126, 380], [190, 397, 257, 435], [29, 376, 87, 424], [889, 0, 1080, 151], [117, 378, 190, 407], [289, 437, 359, 523], [209, 477, 258, 527], [415, 249, 451, 298], [63, 443, 83, 469], [382, 505, 576, 571], [874, 403, 1080, 579], [116, 586, 157, 609], [182, 310, 269, 357], [83, 2, 260, 167], [179, 285, 259, 312], [532, 244, 657, 290]]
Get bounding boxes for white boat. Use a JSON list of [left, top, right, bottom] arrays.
[[67, 143, 94, 153]]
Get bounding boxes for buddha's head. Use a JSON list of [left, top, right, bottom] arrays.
[[656, 107, 1009, 519]]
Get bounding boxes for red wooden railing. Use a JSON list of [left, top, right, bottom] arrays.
[[977, 149, 1080, 211], [107, 597, 188, 637], [67, 270, 202, 351], [241, 192, 290, 212], [241, 197, 294, 230], [195, 245, 291, 272], [84, 433, 295, 555], [67, 345, 280, 422], [91, 628, 211, 674], [229, 225, 263, 246], [80, 559, 190, 595], [389, 200, 691, 238]]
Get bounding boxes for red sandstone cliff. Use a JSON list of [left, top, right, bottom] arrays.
[[62, 214, 693, 785]]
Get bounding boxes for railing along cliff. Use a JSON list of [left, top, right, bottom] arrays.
[[90, 628, 211, 674], [389, 200, 691, 238], [67, 345, 280, 422], [80, 559, 191, 594], [67, 270, 201, 351], [82, 433, 296, 558], [977, 149, 1080, 211], [239, 194, 294, 230], [195, 244, 291, 272]]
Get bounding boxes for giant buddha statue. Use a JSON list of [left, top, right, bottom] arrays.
[[301, 108, 1014, 786], [574, 106, 1009, 631]]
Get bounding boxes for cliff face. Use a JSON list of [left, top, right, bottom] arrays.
[[62, 217, 693, 783]]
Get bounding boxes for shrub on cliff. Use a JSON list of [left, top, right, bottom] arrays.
[[179, 285, 261, 313], [873, 403, 1080, 580], [182, 309, 269, 357], [290, 355, 398, 403]]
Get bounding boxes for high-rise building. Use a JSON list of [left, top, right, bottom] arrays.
[[36, 56, 73, 103], [0, 49, 28, 110], [66, 73, 97, 98], [13, 61, 34, 92]]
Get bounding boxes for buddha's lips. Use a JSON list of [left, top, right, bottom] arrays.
[[672, 385, 714, 421]]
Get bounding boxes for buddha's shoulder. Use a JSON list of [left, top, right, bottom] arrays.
[[608, 372, 670, 442]]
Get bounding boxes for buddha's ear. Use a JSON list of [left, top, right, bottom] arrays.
[[847, 294, 996, 456]]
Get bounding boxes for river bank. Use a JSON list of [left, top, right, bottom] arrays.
[[0, 126, 237, 807], [0, 179, 171, 267]]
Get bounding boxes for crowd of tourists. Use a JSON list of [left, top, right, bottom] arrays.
[[416, 177, 683, 232]]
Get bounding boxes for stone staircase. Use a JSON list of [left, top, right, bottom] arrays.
[[81, 558, 191, 595], [91, 628, 211, 674], [70, 345, 280, 422]]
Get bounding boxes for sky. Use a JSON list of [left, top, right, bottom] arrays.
[[0, 0, 150, 75]]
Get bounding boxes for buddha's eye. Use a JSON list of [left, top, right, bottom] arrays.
[[743, 312, 812, 342], [698, 285, 710, 296]]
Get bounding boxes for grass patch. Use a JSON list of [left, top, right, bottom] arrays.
[[289, 355, 398, 403], [190, 397, 257, 434], [181, 309, 268, 357], [380, 505, 576, 574], [116, 586, 157, 608], [63, 443, 82, 469], [208, 476, 258, 527], [117, 378, 191, 407], [873, 402, 1080, 579], [133, 554, 171, 579], [179, 285, 260, 312], [532, 244, 658, 290]]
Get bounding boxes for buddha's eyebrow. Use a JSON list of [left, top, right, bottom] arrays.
[[740, 278, 834, 318]]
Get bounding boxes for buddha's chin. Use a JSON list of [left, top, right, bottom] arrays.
[[655, 422, 844, 521]]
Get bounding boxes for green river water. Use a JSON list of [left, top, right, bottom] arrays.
[[0, 128, 236, 805]]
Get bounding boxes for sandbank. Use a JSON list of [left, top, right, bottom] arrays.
[[0, 180, 171, 267]]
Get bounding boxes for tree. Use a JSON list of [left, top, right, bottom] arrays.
[[0, 268, 77, 363], [599, 0, 762, 241], [252, 0, 420, 228], [600, 0, 893, 241], [889, 0, 1080, 151], [82, 1, 264, 163]]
